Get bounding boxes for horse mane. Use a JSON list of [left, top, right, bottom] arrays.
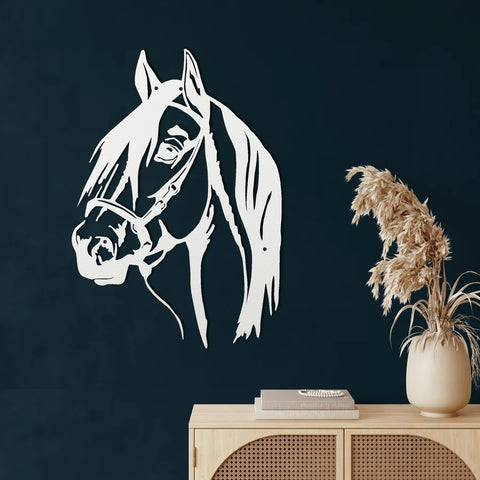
[[206, 100, 282, 340]]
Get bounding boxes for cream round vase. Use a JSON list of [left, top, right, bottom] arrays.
[[406, 335, 471, 417]]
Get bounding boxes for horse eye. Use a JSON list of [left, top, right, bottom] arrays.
[[154, 142, 179, 164]]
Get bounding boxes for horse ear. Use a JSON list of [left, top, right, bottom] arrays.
[[135, 50, 161, 102], [182, 49, 209, 118]]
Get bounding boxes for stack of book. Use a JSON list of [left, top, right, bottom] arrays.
[[254, 389, 359, 419]]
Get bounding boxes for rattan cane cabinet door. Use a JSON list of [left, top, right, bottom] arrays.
[[345, 429, 480, 480], [194, 428, 344, 480]]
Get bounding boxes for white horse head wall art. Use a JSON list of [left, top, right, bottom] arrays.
[[72, 50, 282, 348]]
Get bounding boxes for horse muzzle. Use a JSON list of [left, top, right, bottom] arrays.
[[72, 222, 129, 285]]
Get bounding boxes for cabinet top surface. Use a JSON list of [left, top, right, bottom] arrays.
[[189, 404, 480, 429]]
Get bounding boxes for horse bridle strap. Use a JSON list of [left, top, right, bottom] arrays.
[[84, 131, 205, 250]]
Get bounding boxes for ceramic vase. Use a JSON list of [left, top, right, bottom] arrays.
[[406, 334, 471, 417]]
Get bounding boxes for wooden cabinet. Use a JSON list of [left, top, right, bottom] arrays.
[[189, 404, 480, 479]]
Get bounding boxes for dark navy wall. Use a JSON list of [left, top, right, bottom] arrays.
[[2, 0, 480, 478]]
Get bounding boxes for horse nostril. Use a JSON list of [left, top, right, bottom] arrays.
[[96, 245, 115, 264], [85, 236, 117, 265]]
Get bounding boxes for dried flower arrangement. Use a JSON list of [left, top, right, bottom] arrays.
[[346, 166, 480, 385]]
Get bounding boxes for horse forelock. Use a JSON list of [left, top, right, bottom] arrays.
[[79, 80, 188, 208]]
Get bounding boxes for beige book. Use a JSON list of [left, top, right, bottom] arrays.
[[261, 389, 355, 410], [254, 398, 359, 419]]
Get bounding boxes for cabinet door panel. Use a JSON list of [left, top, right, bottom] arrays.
[[194, 428, 343, 480], [345, 429, 480, 480]]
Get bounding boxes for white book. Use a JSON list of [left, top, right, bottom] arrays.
[[254, 398, 359, 420]]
